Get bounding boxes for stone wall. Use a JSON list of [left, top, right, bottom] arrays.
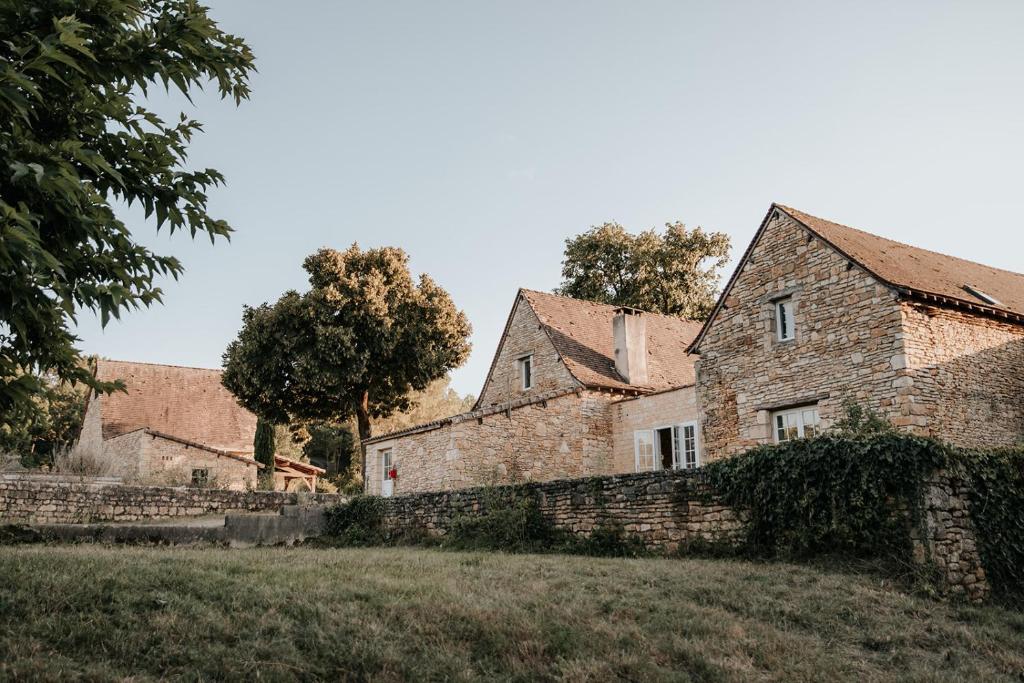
[[382, 469, 746, 551], [476, 294, 580, 407], [366, 390, 618, 495], [611, 386, 701, 472], [914, 473, 989, 602], [0, 476, 340, 524], [370, 467, 991, 602], [696, 212, 907, 459], [900, 303, 1024, 448]]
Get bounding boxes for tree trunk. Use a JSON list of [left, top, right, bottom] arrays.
[[356, 390, 372, 494]]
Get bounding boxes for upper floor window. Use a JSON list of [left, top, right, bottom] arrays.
[[775, 297, 794, 341], [518, 355, 533, 390], [773, 406, 820, 442]]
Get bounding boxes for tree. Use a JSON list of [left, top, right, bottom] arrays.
[[556, 221, 730, 319], [253, 418, 275, 489], [0, 369, 88, 466], [221, 245, 472, 480], [0, 2, 254, 430]]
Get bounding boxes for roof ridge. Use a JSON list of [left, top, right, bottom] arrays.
[[98, 358, 224, 374], [775, 204, 1024, 279]]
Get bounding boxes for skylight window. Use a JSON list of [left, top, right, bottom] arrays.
[[963, 284, 1003, 307]]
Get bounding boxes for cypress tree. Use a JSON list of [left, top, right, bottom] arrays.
[[254, 419, 276, 490]]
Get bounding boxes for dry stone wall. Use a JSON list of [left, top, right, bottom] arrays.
[[381, 469, 746, 551], [0, 476, 340, 524]]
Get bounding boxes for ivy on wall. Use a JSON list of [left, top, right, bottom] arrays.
[[962, 448, 1024, 602]]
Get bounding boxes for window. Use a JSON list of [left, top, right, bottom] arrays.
[[773, 406, 820, 443], [775, 297, 794, 341], [634, 422, 700, 472], [963, 284, 1003, 307], [635, 431, 656, 472], [191, 468, 209, 487], [381, 449, 394, 480], [518, 355, 533, 390]]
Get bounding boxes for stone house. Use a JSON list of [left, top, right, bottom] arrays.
[[75, 360, 262, 490], [365, 204, 1024, 496], [692, 204, 1024, 456]]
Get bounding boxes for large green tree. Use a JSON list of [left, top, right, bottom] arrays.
[[556, 221, 731, 319], [0, 1, 254, 429], [221, 245, 472, 478]]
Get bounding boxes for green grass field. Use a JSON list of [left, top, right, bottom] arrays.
[[0, 546, 1021, 681]]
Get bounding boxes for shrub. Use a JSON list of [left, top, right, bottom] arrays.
[[566, 522, 648, 558], [447, 490, 557, 553], [323, 496, 388, 546]]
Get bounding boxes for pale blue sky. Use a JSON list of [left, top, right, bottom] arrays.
[[75, 0, 1024, 396]]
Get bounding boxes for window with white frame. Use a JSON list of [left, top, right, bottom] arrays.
[[634, 431, 656, 471], [775, 297, 795, 341], [381, 448, 394, 479], [518, 355, 533, 390], [634, 422, 699, 472], [772, 406, 820, 443]]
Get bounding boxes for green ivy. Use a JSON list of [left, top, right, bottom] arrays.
[[702, 434, 951, 560], [961, 448, 1024, 602], [323, 496, 388, 546]]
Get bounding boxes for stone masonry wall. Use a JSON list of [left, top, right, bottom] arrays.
[[900, 303, 1024, 449], [611, 386, 701, 472], [382, 469, 746, 552], [372, 468, 991, 602], [696, 212, 906, 459], [0, 476, 340, 525], [476, 295, 580, 407], [367, 390, 617, 496]]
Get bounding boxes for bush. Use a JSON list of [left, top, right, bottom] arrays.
[[565, 522, 648, 558], [447, 491, 556, 553], [324, 496, 388, 546]]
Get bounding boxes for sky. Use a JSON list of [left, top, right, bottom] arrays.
[[74, 0, 1024, 397]]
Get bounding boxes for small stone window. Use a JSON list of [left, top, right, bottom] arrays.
[[772, 406, 820, 442], [775, 297, 795, 341], [518, 355, 533, 390], [191, 468, 210, 487]]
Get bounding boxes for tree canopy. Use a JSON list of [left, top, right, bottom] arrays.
[[221, 245, 473, 450], [0, 1, 254, 430], [556, 221, 730, 319]]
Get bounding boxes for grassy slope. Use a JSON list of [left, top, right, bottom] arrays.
[[0, 547, 1021, 682]]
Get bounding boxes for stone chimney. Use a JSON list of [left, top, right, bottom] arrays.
[[612, 307, 648, 385]]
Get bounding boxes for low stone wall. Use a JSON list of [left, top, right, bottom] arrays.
[[0, 477, 342, 524], [383, 470, 745, 551], [375, 468, 990, 602]]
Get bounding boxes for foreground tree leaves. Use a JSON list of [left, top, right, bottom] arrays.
[[0, 1, 254, 429]]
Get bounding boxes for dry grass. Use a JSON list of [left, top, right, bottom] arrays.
[[0, 546, 1021, 681]]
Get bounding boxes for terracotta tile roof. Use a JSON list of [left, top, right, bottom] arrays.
[[521, 289, 703, 392], [94, 360, 257, 454], [776, 204, 1024, 319]]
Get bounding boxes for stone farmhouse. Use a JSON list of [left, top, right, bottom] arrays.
[[75, 360, 324, 491], [365, 204, 1024, 496]]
